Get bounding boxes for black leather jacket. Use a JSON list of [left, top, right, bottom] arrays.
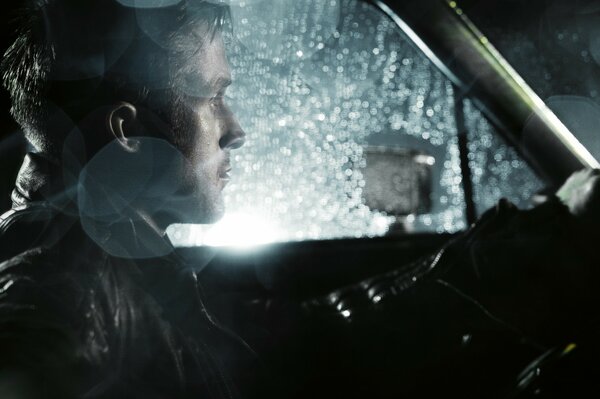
[[225, 194, 600, 399]]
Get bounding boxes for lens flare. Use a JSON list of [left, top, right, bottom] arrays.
[[168, 213, 282, 248]]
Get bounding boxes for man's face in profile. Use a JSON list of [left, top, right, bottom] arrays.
[[147, 25, 245, 226]]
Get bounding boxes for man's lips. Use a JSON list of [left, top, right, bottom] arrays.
[[219, 164, 232, 183], [219, 169, 231, 179]]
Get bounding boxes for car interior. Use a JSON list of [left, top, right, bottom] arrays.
[[1, 0, 599, 397]]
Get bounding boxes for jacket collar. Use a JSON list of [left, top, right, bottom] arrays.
[[10, 152, 177, 260], [12, 152, 68, 209]]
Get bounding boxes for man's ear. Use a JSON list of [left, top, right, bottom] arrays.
[[106, 102, 141, 152]]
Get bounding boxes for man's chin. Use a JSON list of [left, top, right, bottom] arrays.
[[141, 194, 225, 231], [196, 205, 225, 225]]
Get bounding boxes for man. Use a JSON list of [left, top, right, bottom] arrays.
[[0, 1, 253, 398]]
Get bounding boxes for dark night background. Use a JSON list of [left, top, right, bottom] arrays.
[[1, 0, 599, 213]]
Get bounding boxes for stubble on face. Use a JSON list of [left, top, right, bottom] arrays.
[[157, 27, 235, 224], [168, 94, 226, 223]]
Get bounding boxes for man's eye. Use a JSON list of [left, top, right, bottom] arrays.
[[210, 96, 225, 108]]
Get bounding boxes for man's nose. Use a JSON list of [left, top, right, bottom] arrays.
[[220, 113, 246, 150]]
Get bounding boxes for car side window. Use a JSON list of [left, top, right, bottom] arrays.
[[463, 100, 543, 216], [168, 0, 545, 247]]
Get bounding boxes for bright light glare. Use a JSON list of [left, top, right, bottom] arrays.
[[168, 213, 283, 248]]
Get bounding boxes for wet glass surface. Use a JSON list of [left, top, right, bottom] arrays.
[[463, 100, 543, 216], [169, 0, 547, 246], [170, 0, 468, 246]]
